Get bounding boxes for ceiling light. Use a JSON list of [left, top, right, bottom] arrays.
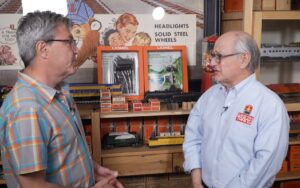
[[152, 7, 165, 21]]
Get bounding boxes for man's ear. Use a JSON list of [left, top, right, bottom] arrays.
[[240, 53, 251, 69], [35, 41, 48, 59]]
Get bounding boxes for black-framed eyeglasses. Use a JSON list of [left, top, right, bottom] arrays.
[[45, 39, 77, 47], [209, 51, 242, 64]]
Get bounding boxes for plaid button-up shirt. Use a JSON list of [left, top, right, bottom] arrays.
[[0, 72, 94, 187]]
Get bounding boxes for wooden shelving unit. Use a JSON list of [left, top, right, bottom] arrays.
[[89, 107, 190, 176], [102, 145, 182, 158], [277, 171, 300, 181]]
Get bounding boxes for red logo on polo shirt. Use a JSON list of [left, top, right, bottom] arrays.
[[244, 105, 253, 114], [236, 105, 254, 125]]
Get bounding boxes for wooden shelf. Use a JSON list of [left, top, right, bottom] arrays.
[[253, 11, 300, 20], [289, 137, 300, 145], [102, 145, 182, 158], [99, 107, 190, 119], [77, 104, 99, 119], [277, 171, 300, 181], [222, 12, 243, 20], [285, 103, 300, 112]]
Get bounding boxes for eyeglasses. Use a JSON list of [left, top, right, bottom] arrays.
[[45, 39, 77, 47], [209, 51, 242, 64]]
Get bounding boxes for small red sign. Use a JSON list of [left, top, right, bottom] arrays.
[[236, 112, 254, 125]]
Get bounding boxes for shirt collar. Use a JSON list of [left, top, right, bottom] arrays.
[[219, 74, 256, 97], [18, 71, 68, 103]]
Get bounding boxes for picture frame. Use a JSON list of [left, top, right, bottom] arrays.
[[143, 46, 189, 93], [97, 46, 144, 100]]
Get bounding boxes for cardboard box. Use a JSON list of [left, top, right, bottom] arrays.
[[279, 160, 288, 173], [223, 0, 243, 12], [142, 103, 152, 112], [289, 145, 300, 162], [100, 120, 114, 138], [100, 107, 111, 113], [289, 160, 300, 171], [133, 107, 142, 112], [115, 119, 128, 132], [143, 118, 156, 143], [129, 118, 142, 135], [112, 95, 126, 104], [111, 103, 128, 112], [262, 0, 275, 10], [149, 98, 160, 107], [100, 90, 111, 99], [276, 0, 291, 10], [151, 106, 160, 111], [282, 180, 300, 188], [132, 100, 142, 108]]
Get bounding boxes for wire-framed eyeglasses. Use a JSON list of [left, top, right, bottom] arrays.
[[209, 51, 243, 64], [45, 39, 77, 47]]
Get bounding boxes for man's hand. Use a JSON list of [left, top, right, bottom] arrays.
[[93, 175, 123, 188], [191, 168, 203, 188], [94, 164, 118, 181], [93, 161, 124, 188]]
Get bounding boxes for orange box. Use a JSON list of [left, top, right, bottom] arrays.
[[100, 98, 111, 103], [133, 107, 142, 112], [112, 95, 126, 104], [157, 124, 168, 136], [142, 103, 152, 111], [224, 0, 243, 12], [149, 98, 160, 106], [115, 119, 128, 132], [100, 90, 111, 99], [101, 107, 111, 113], [115, 124, 128, 132], [129, 118, 142, 135], [132, 100, 142, 108], [100, 120, 114, 138], [157, 117, 168, 136], [151, 106, 160, 111], [282, 180, 300, 188], [279, 160, 288, 173], [289, 145, 300, 162], [111, 103, 128, 111], [143, 118, 156, 143], [289, 160, 300, 171], [101, 102, 111, 108], [172, 117, 182, 133]]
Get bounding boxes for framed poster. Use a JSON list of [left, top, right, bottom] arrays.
[[143, 46, 188, 93], [97, 46, 144, 100]]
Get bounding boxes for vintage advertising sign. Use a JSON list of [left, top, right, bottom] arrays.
[[0, 14, 24, 70], [94, 14, 196, 66], [75, 14, 196, 68], [0, 13, 196, 69]]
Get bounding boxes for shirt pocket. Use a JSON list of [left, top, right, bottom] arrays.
[[226, 119, 257, 156]]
